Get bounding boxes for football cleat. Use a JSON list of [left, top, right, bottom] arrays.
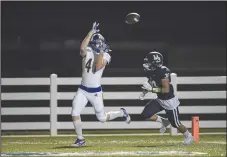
[[184, 135, 194, 145], [120, 108, 131, 124], [71, 138, 86, 147]]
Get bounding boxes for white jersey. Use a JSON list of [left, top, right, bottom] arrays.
[[81, 47, 111, 88]]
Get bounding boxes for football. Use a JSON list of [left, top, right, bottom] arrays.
[[125, 12, 140, 24]]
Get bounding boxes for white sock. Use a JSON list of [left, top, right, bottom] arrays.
[[107, 110, 124, 120], [183, 130, 191, 138], [156, 116, 163, 123], [72, 119, 84, 139]]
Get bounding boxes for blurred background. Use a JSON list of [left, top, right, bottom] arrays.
[[1, 1, 226, 77]]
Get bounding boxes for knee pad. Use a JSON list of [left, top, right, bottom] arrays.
[[96, 112, 107, 123]]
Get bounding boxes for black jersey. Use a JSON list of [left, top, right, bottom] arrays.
[[145, 66, 175, 100]]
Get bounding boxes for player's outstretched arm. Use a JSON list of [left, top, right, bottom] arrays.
[[80, 22, 100, 57], [80, 32, 93, 57]]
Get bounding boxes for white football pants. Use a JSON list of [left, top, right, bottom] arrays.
[[71, 88, 106, 122]]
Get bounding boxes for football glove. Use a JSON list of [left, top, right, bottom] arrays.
[[90, 22, 100, 34], [139, 90, 148, 100], [141, 81, 152, 91]]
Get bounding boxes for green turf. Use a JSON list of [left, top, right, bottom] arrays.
[[2, 135, 226, 157], [1, 128, 226, 135]]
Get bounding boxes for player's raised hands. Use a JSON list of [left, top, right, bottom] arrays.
[[90, 22, 100, 34]]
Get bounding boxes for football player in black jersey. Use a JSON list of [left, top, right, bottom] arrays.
[[139, 51, 194, 145]]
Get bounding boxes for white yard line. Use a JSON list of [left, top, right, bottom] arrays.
[[1, 151, 208, 156]]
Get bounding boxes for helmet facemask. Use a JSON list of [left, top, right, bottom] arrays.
[[143, 61, 161, 71], [89, 34, 112, 54], [143, 57, 152, 71]]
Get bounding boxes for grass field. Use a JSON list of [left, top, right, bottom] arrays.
[[1, 133, 226, 157]]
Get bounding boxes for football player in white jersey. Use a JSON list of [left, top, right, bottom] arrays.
[[71, 22, 131, 147]]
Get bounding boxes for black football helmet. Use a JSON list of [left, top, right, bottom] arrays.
[[143, 51, 163, 71]]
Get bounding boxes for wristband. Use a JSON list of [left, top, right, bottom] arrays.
[[152, 87, 161, 93]]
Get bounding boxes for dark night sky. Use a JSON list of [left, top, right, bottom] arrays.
[[2, 1, 226, 43], [1, 1, 226, 77]]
